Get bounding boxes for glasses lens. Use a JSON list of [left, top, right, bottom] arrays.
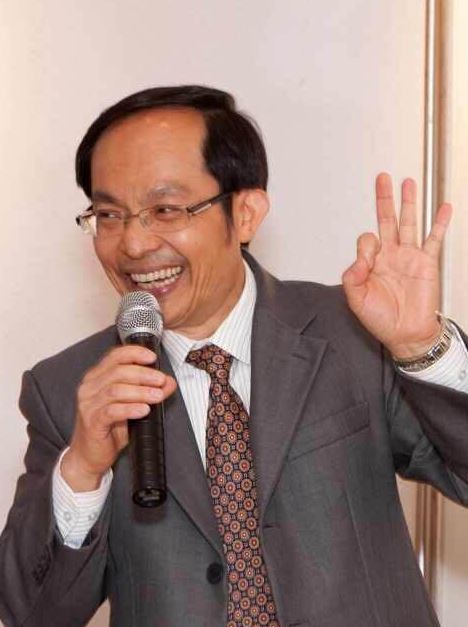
[[144, 206, 189, 232], [78, 214, 97, 236], [78, 205, 195, 237], [95, 210, 127, 238]]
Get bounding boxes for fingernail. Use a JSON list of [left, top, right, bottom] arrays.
[[152, 372, 165, 385], [149, 388, 163, 400]]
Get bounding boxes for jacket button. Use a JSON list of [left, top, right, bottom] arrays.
[[206, 562, 223, 584]]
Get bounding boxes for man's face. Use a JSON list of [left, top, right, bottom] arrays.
[[91, 108, 266, 339]]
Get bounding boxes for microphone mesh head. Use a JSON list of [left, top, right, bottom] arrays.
[[116, 291, 163, 343]]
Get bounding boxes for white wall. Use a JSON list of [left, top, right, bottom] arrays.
[[0, 2, 426, 625]]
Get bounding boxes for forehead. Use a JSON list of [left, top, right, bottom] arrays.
[[90, 107, 209, 195], [93, 107, 207, 159]]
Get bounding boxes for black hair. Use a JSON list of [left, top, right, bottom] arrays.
[[75, 85, 268, 220]]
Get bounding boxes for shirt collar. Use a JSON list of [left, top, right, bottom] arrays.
[[162, 260, 256, 368]]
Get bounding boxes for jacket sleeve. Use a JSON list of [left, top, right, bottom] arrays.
[[0, 370, 111, 627], [382, 325, 468, 505]]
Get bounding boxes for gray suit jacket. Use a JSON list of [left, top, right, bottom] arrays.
[[2, 255, 468, 627]]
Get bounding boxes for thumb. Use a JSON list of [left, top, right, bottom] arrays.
[[342, 232, 379, 290], [342, 232, 379, 312], [342, 256, 370, 314], [342, 255, 370, 291]]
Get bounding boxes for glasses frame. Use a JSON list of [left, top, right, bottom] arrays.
[[75, 191, 232, 236]]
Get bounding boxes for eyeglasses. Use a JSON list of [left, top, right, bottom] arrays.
[[75, 191, 232, 238]]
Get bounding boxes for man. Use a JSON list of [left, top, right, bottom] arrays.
[[1, 85, 468, 627]]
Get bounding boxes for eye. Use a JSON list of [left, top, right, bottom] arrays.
[[152, 205, 185, 221], [94, 208, 124, 222]]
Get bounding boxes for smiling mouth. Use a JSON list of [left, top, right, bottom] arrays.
[[130, 265, 183, 289]]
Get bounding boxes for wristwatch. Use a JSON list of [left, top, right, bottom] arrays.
[[393, 314, 453, 373]]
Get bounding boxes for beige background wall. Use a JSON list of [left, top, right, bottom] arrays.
[[0, 2, 429, 625]]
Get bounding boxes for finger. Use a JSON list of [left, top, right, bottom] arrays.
[[80, 364, 167, 401], [100, 402, 152, 425], [90, 345, 157, 378], [399, 178, 418, 247], [423, 202, 453, 258], [97, 376, 175, 426], [376, 172, 398, 244], [160, 374, 178, 398], [116, 375, 177, 403], [100, 375, 177, 425], [103, 382, 168, 405], [99, 364, 167, 388], [357, 232, 380, 270]]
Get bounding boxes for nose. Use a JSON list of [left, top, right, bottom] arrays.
[[119, 216, 165, 259]]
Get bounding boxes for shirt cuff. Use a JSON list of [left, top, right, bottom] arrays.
[[52, 448, 112, 549], [398, 322, 468, 393]]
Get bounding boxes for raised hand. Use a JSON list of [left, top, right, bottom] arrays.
[[61, 345, 177, 491], [342, 172, 452, 359]]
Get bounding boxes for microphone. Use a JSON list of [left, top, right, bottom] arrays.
[[116, 291, 166, 508]]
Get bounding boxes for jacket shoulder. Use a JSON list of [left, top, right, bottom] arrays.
[[30, 326, 116, 411], [31, 325, 118, 383], [18, 327, 118, 442], [278, 278, 382, 359], [281, 279, 346, 309], [273, 278, 356, 329]]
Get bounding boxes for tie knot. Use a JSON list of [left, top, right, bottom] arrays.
[[186, 344, 233, 380]]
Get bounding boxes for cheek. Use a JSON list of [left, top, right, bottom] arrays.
[[93, 238, 110, 266], [172, 217, 238, 285], [189, 239, 227, 282], [93, 240, 124, 286], [187, 219, 235, 265], [173, 231, 211, 271], [94, 239, 120, 269]]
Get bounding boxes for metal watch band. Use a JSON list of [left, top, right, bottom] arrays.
[[393, 315, 453, 373]]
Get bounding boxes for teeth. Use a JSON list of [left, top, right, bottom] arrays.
[[138, 274, 180, 289], [131, 266, 182, 283]]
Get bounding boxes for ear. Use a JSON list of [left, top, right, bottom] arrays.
[[231, 189, 270, 244]]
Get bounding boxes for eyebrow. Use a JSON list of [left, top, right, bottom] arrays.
[[144, 183, 192, 203], [91, 183, 192, 207], [91, 190, 121, 205]]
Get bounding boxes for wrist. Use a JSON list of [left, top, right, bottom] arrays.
[[392, 314, 453, 372], [388, 317, 442, 360], [61, 450, 104, 492], [390, 334, 441, 361]]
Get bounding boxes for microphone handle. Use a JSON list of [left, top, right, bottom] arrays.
[[125, 333, 166, 508]]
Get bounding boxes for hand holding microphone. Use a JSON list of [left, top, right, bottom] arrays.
[[62, 292, 174, 503]]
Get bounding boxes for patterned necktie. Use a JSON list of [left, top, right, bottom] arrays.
[[186, 345, 280, 627]]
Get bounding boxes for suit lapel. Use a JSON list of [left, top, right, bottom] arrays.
[[250, 305, 328, 518], [161, 313, 327, 551], [161, 350, 223, 555], [156, 254, 328, 551]]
